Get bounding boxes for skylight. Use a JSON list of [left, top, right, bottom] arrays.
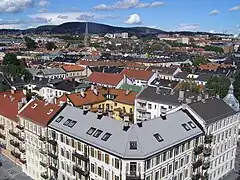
[[188, 121, 196, 129], [130, 141, 137, 150], [101, 133, 112, 141], [63, 119, 72, 126], [47, 109, 54, 115], [182, 124, 190, 131], [153, 133, 164, 142], [55, 116, 64, 123], [31, 103, 38, 109], [93, 129, 103, 138], [68, 120, 77, 128], [86, 127, 96, 135]]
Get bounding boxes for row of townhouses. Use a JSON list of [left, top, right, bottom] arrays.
[[0, 82, 239, 180]]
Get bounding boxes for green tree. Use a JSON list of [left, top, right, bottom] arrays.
[[204, 45, 224, 53], [24, 36, 37, 50], [179, 81, 200, 93], [193, 56, 208, 67], [205, 76, 230, 98], [233, 73, 240, 101], [45, 42, 57, 50], [3, 53, 20, 66]]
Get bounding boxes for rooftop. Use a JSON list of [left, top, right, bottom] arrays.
[[87, 72, 123, 86], [120, 69, 153, 81]]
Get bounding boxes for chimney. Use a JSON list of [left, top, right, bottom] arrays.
[[182, 103, 187, 110], [97, 108, 103, 119], [197, 94, 202, 101], [22, 89, 27, 95], [10, 96, 15, 102], [33, 76, 35, 80], [80, 89, 85, 98], [18, 101, 23, 110], [178, 90, 184, 101], [11, 77, 14, 82], [3, 94, 7, 97], [91, 85, 95, 91], [170, 89, 174, 95], [124, 74, 127, 84], [11, 89, 15, 94], [216, 94, 220, 99], [83, 105, 90, 115], [93, 88, 98, 96], [205, 93, 209, 99], [21, 76, 24, 80], [160, 106, 167, 120], [123, 115, 130, 131], [125, 89, 130, 95], [201, 98, 206, 103], [59, 101, 65, 107], [156, 86, 160, 94], [186, 98, 192, 104]]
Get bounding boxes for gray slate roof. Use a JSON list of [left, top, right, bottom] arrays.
[[188, 97, 237, 125], [27, 68, 65, 76], [49, 105, 203, 159]]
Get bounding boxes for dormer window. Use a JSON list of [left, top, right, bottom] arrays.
[[31, 103, 38, 109], [47, 109, 54, 115]]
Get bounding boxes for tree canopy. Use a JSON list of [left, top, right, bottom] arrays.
[[193, 56, 208, 67], [204, 45, 224, 53], [233, 73, 240, 101], [24, 36, 37, 50], [45, 42, 57, 50], [205, 76, 230, 98], [3, 53, 20, 66]]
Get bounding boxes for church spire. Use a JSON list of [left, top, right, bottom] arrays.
[[223, 82, 239, 111]]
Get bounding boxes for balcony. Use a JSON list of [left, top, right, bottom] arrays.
[[192, 173, 202, 180], [48, 151, 58, 159], [40, 160, 48, 168], [10, 140, 19, 148], [203, 147, 211, 157], [16, 125, 24, 130], [202, 161, 210, 170], [39, 135, 46, 142], [72, 151, 89, 162], [10, 150, 20, 159], [0, 124, 4, 130], [201, 172, 209, 180], [19, 158, 27, 164], [18, 136, 24, 142], [39, 148, 47, 155], [40, 172, 48, 179], [204, 134, 213, 144], [19, 147, 26, 153], [0, 132, 6, 140], [193, 159, 202, 169], [49, 164, 58, 172], [47, 138, 57, 146], [126, 172, 141, 180], [194, 145, 204, 155], [73, 165, 89, 177], [9, 130, 19, 138]]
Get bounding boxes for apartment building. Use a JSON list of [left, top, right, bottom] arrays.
[[18, 99, 64, 180], [62, 65, 87, 81], [0, 90, 27, 169], [134, 86, 206, 123], [27, 68, 66, 80], [169, 85, 239, 180], [47, 105, 204, 180]]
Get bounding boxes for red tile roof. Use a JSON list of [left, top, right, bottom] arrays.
[[120, 69, 153, 81], [18, 99, 62, 127], [88, 72, 123, 86], [62, 65, 85, 72], [0, 90, 26, 122]]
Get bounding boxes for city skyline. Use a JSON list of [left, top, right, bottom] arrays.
[[0, 0, 239, 34]]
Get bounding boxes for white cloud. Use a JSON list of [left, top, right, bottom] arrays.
[[0, 0, 34, 13], [124, 14, 142, 25], [178, 23, 200, 31], [57, 15, 68, 20], [38, 8, 48, 13], [229, 5, 240, 12], [38, 0, 49, 7], [209, 10, 220, 15], [93, 0, 164, 10], [236, 24, 239, 27], [209, 30, 215, 33]]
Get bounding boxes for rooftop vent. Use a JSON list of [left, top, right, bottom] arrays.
[[83, 105, 90, 115], [153, 133, 164, 142], [156, 86, 160, 94], [123, 117, 130, 131], [178, 90, 184, 101], [182, 123, 190, 131], [160, 106, 167, 120], [31, 103, 38, 109], [137, 122, 143, 127], [47, 109, 54, 115], [80, 89, 85, 98], [93, 88, 98, 96], [97, 108, 103, 119]]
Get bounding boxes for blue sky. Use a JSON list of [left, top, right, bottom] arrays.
[[0, 0, 239, 33]]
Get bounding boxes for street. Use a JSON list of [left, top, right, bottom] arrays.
[[0, 154, 32, 180]]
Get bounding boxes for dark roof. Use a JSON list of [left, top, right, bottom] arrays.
[[138, 86, 199, 105], [147, 66, 178, 75], [48, 80, 80, 92], [174, 72, 189, 79], [88, 66, 124, 74], [150, 78, 179, 89], [188, 97, 236, 125], [196, 74, 212, 82]]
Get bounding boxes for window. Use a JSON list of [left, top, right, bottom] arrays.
[[115, 159, 120, 169], [148, 104, 152, 109], [90, 148, 95, 157], [68, 120, 77, 128], [86, 127, 96, 135], [175, 161, 178, 170], [153, 133, 164, 142], [147, 159, 151, 169], [93, 129, 103, 138], [63, 119, 72, 126], [105, 154, 109, 164], [156, 155, 160, 165], [115, 175, 119, 180], [98, 167, 102, 177], [97, 151, 101, 160], [168, 164, 172, 174], [155, 171, 159, 180], [101, 133, 112, 141], [91, 163, 95, 173], [61, 148, 64, 156], [105, 170, 109, 180], [130, 141, 137, 150], [163, 152, 167, 161], [71, 139, 74, 148], [60, 134, 64, 142], [188, 121, 196, 128], [182, 124, 190, 131], [162, 167, 166, 177]]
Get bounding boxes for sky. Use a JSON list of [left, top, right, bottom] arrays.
[[0, 0, 239, 33]]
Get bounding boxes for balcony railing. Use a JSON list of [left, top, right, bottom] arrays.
[[19, 158, 27, 164], [49, 164, 58, 172], [39, 148, 47, 155], [194, 145, 204, 155], [40, 172, 48, 179], [204, 134, 213, 144], [39, 135, 46, 141], [202, 161, 210, 170], [47, 138, 57, 146], [126, 172, 141, 180], [73, 165, 89, 177], [9, 130, 19, 138], [203, 147, 211, 157], [192, 173, 202, 180], [72, 151, 89, 162], [201, 172, 209, 180], [40, 160, 48, 168], [18, 136, 24, 142], [193, 159, 202, 169], [11, 150, 20, 159], [0, 124, 4, 130], [16, 125, 24, 130], [48, 151, 58, 159], [10, 140, 20, 148], [19, 147, 26, 153]]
